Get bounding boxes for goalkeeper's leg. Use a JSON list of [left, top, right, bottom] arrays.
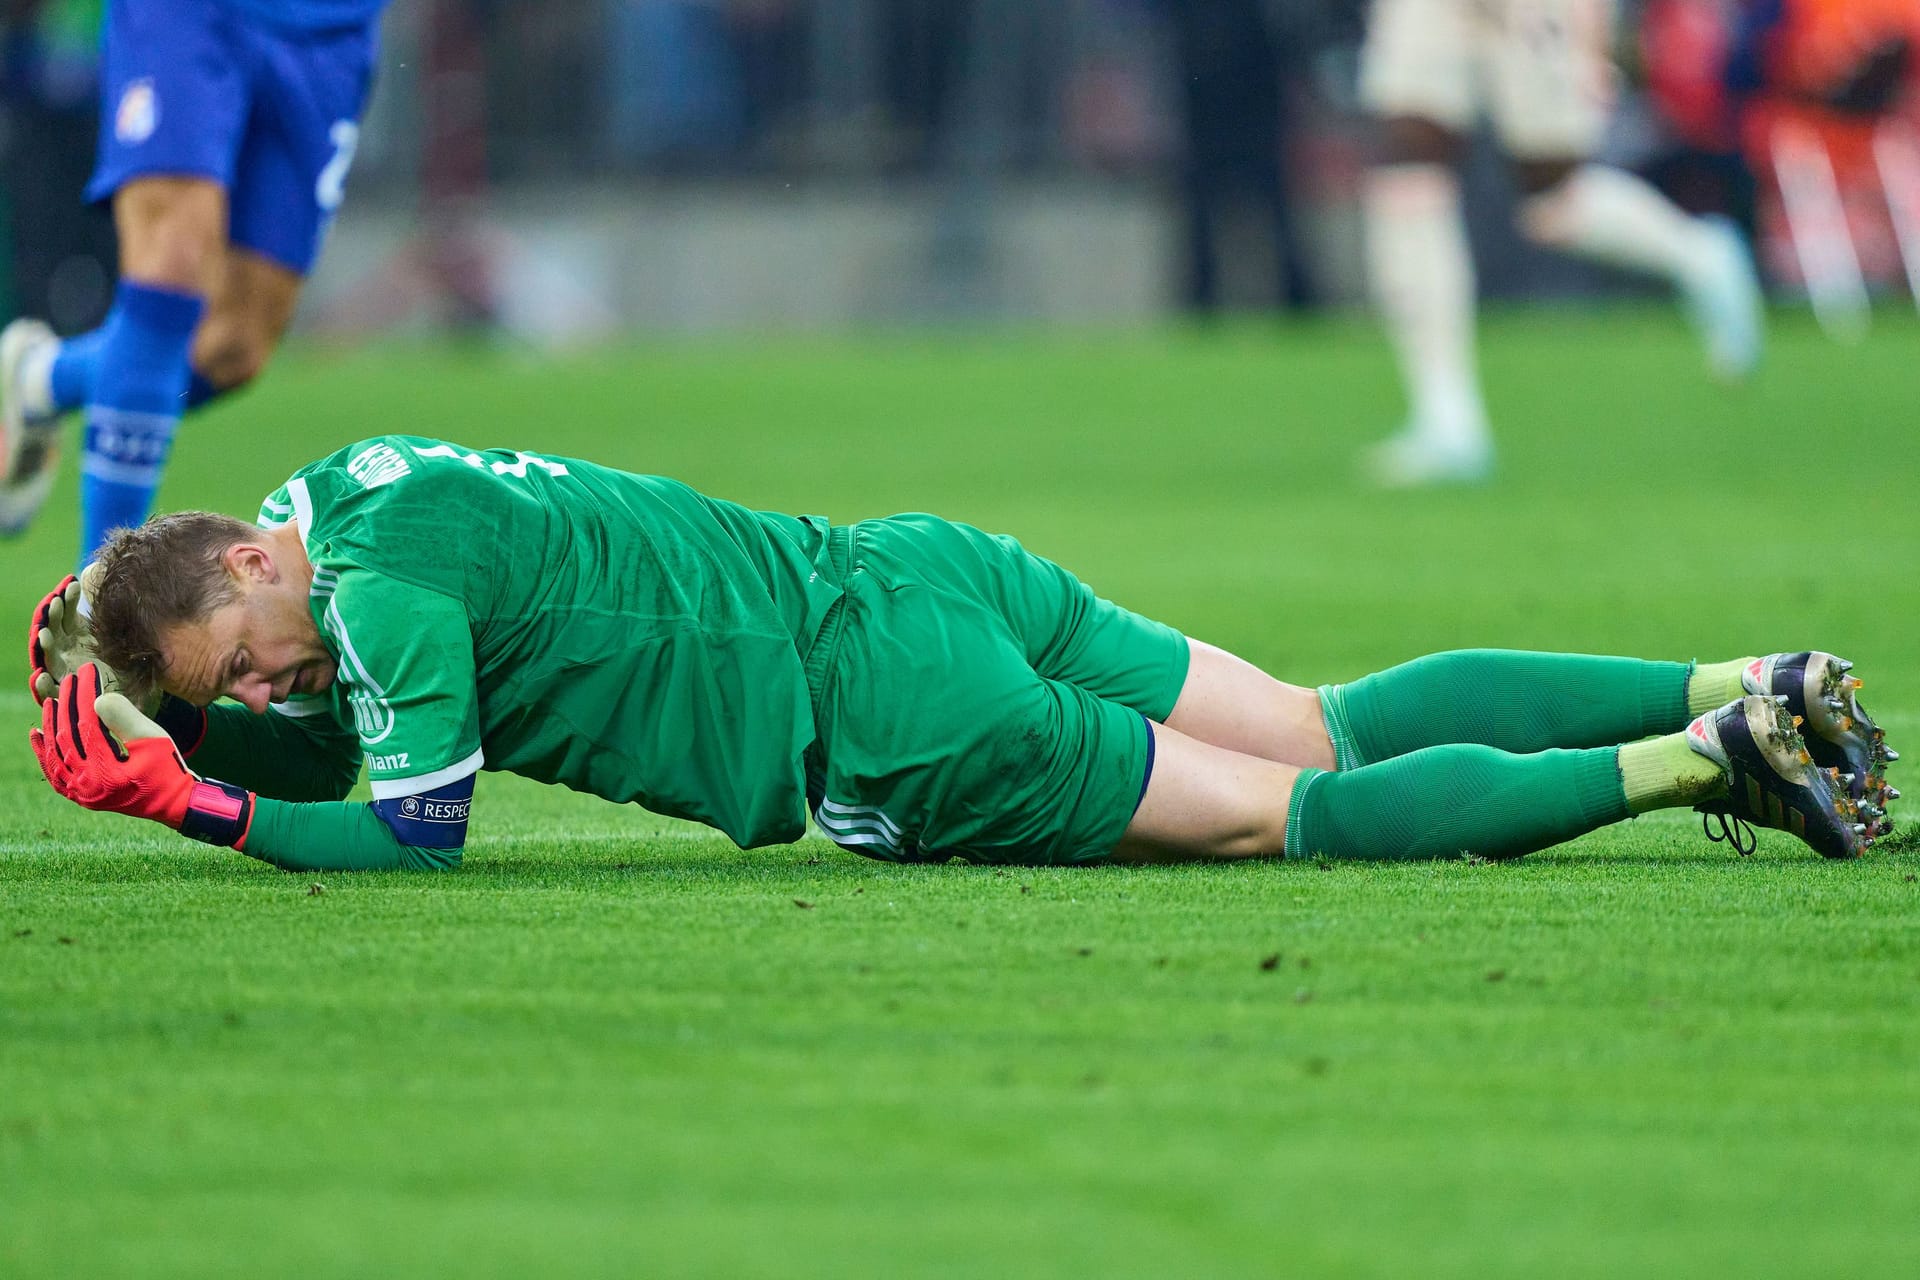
[[1147, 642, 1749, 774], [1318, 649, 1757, 769], [1114, 714, 1731, 864], [1158, 639, 1337, 771]]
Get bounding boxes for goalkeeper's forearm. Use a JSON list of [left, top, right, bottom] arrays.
[[33, 667, 454, 872], [242, 798, 462, 872], [157, 700, 364, 802]]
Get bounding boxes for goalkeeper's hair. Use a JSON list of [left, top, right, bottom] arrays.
[[90, 512, 259, 700]]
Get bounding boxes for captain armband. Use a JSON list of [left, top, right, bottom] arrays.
[[369, 774, 475, 850]]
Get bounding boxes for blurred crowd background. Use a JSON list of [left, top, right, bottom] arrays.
[[2, 0, 1916, 342]]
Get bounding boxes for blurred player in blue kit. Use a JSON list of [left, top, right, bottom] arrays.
[[0, 0, 391, 563]]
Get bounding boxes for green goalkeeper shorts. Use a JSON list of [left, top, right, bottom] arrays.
[[803, 514, 1190, 866]]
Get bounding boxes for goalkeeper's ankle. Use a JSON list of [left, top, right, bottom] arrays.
[[1687, 658, 1755, 717], [1619, 731, 1729, 813]]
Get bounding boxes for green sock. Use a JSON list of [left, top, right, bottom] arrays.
[[1321, 649, 1691, 769], [1285, 744, 1630, 862], [1685, 658, 1755, 717], [1617, 732, 1729, 813]]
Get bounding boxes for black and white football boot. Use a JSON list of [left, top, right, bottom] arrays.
[[1742, 653, 1898, 838], [1687, 694, 1871, 859], [0, 317, 61, 537]]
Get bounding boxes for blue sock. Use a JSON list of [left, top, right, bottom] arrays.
[[49, 329, 104, 413], [50, 330, 228, 414], [79, 281, 206, 564]]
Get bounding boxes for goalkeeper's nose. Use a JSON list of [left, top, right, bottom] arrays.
[[231, 674, 276, 714]]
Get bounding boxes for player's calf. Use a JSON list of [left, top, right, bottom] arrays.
[[192, 248, 303, 392]]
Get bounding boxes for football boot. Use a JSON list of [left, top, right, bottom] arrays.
[[0, 317, 61, 537], [1681, 216, 1764, 383], [1362, 427, 1494, 489], [1687, 694, 1869, 859], [1742, 652, 1897, 837]]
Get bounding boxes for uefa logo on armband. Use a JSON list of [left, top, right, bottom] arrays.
[[115, 79, 159, 146]]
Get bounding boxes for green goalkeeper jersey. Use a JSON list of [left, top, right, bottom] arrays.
[[257, 436, 845, 847]]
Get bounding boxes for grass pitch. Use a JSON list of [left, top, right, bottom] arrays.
[[2, 308, 1916, 1278]]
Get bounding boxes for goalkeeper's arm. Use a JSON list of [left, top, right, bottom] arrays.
[[33, 666, 465, 872], [156, 698, 366, 802], [246, 787, 467, 872]]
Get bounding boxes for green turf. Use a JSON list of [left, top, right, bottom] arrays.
[[2, 308, 1916, 1278]]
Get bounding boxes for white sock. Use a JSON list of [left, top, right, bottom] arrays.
[[1363, 164, 1487, 451], [18, 339, 57, 419], [1519, 164, 1715, 289]]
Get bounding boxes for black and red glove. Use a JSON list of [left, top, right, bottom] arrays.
[[29, 570, 208, 750], [28, 572, 80, 704], [30, 664, 252, 848]]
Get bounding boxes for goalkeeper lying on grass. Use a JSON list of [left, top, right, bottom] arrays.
[[26, 435, 1901, 871]]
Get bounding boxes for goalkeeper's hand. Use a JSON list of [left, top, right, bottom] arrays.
[[30, 664, 254, 848], [30, 566, 166, 715], [29, 572, 90, 704]]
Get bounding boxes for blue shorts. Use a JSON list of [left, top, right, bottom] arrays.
[[87, 0, 380, 275]]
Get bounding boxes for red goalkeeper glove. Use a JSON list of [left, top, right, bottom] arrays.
[[29, 664, 253, 848], [28, 572, 80, 703], [30, 569, 207, 746]]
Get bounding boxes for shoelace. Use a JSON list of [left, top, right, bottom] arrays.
[[1702, 811, 1757, 857]]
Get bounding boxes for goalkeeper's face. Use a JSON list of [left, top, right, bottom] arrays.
[[158, 576, 336, 713]]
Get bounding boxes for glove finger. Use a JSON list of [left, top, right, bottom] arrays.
[[35, 620, 56, 676], [31, 574, 72, 630], [28, 592, 57, 698], [28, 725, 58, 788], [57, 582, 84, 636], [32, 669, 56, 703], [55, 669, 86, 765], [91, 694, 148, 763], [42, 689, 79, 776], [74, 664, 118, 764], [29, 574, 75, 647], [95, 690, 167, 743]]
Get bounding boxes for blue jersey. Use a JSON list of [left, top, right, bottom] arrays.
[[88, 0, 386, 273], [213, 0, 390, 35]]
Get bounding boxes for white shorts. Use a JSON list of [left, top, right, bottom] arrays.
[[1360, 0, 1619, 159]]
